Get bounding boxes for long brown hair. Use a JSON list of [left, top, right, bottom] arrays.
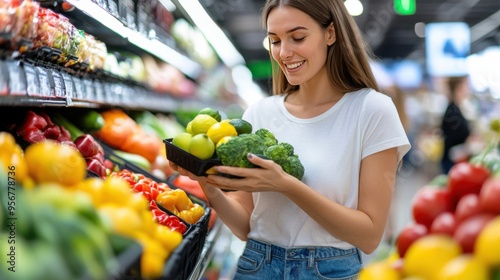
[[262, 0, 380, 95]]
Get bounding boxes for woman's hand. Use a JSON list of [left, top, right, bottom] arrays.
[[206, 153, 291, 193]]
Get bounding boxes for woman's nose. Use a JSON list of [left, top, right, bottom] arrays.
[[280, 42, 293, 60]]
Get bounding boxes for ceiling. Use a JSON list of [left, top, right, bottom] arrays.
[[198, 0, 500, 76]]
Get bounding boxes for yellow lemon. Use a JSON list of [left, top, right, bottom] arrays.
[[186, 121, 193, 134], [190, 114, 218, 135], [403, 234, 461, 280], [359, 262, 400, 280], [475, 216, 500, 267], [172, 132, 193, 152], [207, 121, 238, 144], [437, 255, 490, 280], [189, 134, 215, 159]]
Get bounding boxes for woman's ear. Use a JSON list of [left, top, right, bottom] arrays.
[[326, 22, 336, 46]]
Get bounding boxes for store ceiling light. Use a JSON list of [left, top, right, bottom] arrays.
[[344, 0, 363, 17], [175, 0, 246, 68]]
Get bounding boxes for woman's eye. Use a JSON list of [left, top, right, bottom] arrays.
[[270, 40, 281, 45], [293, 37, 305, 42]]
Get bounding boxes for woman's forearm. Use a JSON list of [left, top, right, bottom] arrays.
[[200, 184, 253, 240]]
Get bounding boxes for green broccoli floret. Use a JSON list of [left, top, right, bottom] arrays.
[[281, 155, 305, 180], [265, 143, 293, 164], [280, 142, 294, 156], [216, 133, 266, 167], [255, 128, 278, 147]]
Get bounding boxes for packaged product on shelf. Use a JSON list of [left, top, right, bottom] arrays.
[[12, 0, 39, 51], [33, 7, 57, 49], [0, 0, 17, 45]]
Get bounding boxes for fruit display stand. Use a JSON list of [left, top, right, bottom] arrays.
[[0, 0, 232, 279], [359, 132, 500, 280]]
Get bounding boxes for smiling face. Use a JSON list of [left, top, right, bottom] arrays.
[[267, 6, 335, 86]]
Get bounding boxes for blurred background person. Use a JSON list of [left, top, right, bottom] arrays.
[[440, 75, 472, 174]]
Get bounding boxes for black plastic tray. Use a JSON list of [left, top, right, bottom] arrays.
[[108, 234, 143, 280], [164, 138, 221, 176]]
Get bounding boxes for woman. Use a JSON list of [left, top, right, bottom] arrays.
[[172, 0, 410, 278]]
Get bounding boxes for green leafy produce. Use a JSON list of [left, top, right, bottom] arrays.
[[265, 142, 294, 164], [281, 155, 305, 180], [216, 133, 266, 168], [216, 130, 305, 180], [255, 128, 278, 147]]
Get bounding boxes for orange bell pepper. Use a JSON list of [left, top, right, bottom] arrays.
[[96, 109, 139, 148], [96, 109, 161, 164], [121, 132, 160, 164]]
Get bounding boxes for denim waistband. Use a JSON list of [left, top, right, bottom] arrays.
[[245, 239, 359, 261]]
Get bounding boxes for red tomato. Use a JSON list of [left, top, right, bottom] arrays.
[[150, 187, 159, 201], [447, 162, 490, 210], [479, 177, 500, 215], [412, 187, 452, 229], [133, 182, 147, 193], [453, 213, 495, 253], [430, 212, 457, 236], [396, 223, 428, 257], [455, 193, 482, 223]]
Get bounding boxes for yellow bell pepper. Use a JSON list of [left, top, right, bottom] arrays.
[[0, 132, 28, 184], [156, 189, 205, 224]]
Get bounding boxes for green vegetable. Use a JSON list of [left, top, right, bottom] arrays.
[[281, 155, 305, 180], [265, 143, 292, 164], [73, 110, 105, 134], [130, 111, 169, 140], [111, 150, 151, 171], [51, 113, 84, 140], [216, 133, 266, 167], [255, 128, 278, 147]]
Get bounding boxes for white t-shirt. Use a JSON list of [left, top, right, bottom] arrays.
[[243, 88, 411, 249]]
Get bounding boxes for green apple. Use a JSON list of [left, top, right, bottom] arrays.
[[172, 132, 193, 152], [189, 134, 215, 160]]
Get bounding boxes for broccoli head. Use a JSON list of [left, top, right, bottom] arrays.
[[265, 143, 293, 164], [216, 133, 266, 167], [281, 155, 305, 180], [255, 128, 278, 147], [280, 142, 294, 156]]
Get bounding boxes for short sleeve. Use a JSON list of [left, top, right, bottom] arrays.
[[360, 92, 411, 163]]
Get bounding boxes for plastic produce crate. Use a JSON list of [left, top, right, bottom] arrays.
[[164, 138, 221, 176], [101, 140, 212, 279], [156, 191, 211, 279]]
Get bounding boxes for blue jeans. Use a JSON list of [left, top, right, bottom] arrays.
[[233, 239, 362, 280]]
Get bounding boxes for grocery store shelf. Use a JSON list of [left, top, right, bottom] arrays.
[[64, 0, 203, 79], [188, 218, 224, 280]]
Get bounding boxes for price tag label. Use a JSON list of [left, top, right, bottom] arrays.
[[36, 66, 52, 97], [72, 76, 84, 100], [61, 72, 75, 99], [23, 63, 39, 96], [93, 80, 104, 103], [51, 70, 65, 98], [8, 62, 27, 96], [82, 78, 95, 101]]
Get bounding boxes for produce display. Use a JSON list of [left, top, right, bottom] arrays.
[[0, 118, 211, 279], [360, 128, 500, 280], [169, 107, 305, 180]]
